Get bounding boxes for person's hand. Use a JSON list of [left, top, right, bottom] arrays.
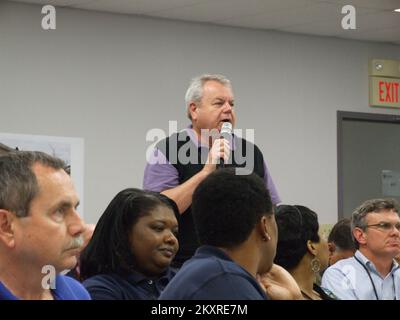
[[258, 264, 303, 300], [202, 138, 230, 174]]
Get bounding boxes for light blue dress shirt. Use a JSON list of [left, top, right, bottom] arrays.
[[321, 250, 400, 300]]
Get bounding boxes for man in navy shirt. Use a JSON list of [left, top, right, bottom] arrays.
[[0, 151, 90, 300], [160, 168, 279, 300]]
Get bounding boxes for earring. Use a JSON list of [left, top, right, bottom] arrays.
[[310, 257, 321, 273], [262, 234, 271, 241]]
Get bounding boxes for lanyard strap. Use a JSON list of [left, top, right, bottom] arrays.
[[354, 256, 396, 300]]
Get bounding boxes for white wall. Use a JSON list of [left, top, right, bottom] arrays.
[[1, 1, 399, 224]]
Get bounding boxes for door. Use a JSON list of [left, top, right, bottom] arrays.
[[337, 111, 400, 219]]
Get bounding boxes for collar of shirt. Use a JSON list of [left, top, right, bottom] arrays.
[[0, 281, 17, 300], [194, 245, 236, 263], [0, 275, 84, 300], [126, 268, 176, 287], [354, 250, 400, 278]]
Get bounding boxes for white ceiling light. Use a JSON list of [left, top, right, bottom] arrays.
[[394, 8, 400, 12]]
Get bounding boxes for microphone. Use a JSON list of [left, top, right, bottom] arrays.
[[219, 122, 232, 167]]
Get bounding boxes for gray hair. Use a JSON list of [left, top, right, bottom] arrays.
[[0, 151, 66, 217], [351, 198, 400, 248], [0, 143, 14, 156], [184, 74, 232, 120]]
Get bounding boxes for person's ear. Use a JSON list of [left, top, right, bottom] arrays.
[[353, 227, 366, 246], [306, 240, 318, 256], [259, 216, 272, 242], [0, 209, 16, 248], [328, 242, 336, 255], [189, 102, 199, 121]]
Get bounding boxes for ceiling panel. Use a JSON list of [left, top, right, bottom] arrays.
[[6, 0, 400, 44], [319, 0, 400, 10], [74, 0, 203, 15], [217, 2, 351, 30], [341, 25, 400, 43], [280, 6, 388, 39], [9, 0, 86, 5], [142, 0, 313, 24], [336, 9, 400, 43], [354, 10, 400, 31], [279, 20, 344, 38]]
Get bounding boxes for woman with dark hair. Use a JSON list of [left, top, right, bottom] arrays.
[[274, 205, 334, 300], [80, 188, 179, 300]]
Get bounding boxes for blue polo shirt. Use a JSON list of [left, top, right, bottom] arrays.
[[159, 246, 268, 300], [0, 275, 90, 300], [83, 268, 176, 300]]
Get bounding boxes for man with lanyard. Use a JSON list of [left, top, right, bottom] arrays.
[[322, 198, 400, 300], [143, 74, 280, 267]]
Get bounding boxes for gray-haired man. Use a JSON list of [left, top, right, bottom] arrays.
[[0, 151, 90, 299], [143, 74, 280, 267], [322, 198, 400, 300]]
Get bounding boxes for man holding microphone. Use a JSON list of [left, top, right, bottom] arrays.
[[143, 74, 280, 267]]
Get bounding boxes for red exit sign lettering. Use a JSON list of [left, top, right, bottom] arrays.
[[379, 81, 399, 103], [370, 77, 400, 108]]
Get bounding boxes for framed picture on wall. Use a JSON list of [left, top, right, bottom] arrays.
[[0, 132, 85, 218]]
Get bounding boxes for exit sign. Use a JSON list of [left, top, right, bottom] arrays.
[[369, 77, 400, 107], [369, 59, 400, 108]]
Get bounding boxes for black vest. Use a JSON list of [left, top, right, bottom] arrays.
[[157, 130, 265, 267]]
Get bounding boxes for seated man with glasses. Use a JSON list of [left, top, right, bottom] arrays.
[[322, 198, 400, 300]]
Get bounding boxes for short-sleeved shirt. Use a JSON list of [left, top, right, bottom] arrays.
[[83, 268, 176, 300], [143, 126, 280, 204], [143, 126, 280, 266], [159, 246, 268, 300], [0, 275, 91, 300]]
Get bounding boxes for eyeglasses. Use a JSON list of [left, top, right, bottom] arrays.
[[365, 222, 400, 232]]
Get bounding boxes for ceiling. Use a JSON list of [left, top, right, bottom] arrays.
[[8, 0, 400, 45]]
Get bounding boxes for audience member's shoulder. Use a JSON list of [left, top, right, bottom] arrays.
[[188, 250, 246, 276], [324, 256, 356, 279], [170, 251, 236, 288], [83, 273, 123, 288], [82, 273, 130, 300], [330, 255, 355, 270], [166, 267, 178, 278], [190, 272, 266, 300], [211, 254, 257, 280], [57, 275, 91, 300]]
